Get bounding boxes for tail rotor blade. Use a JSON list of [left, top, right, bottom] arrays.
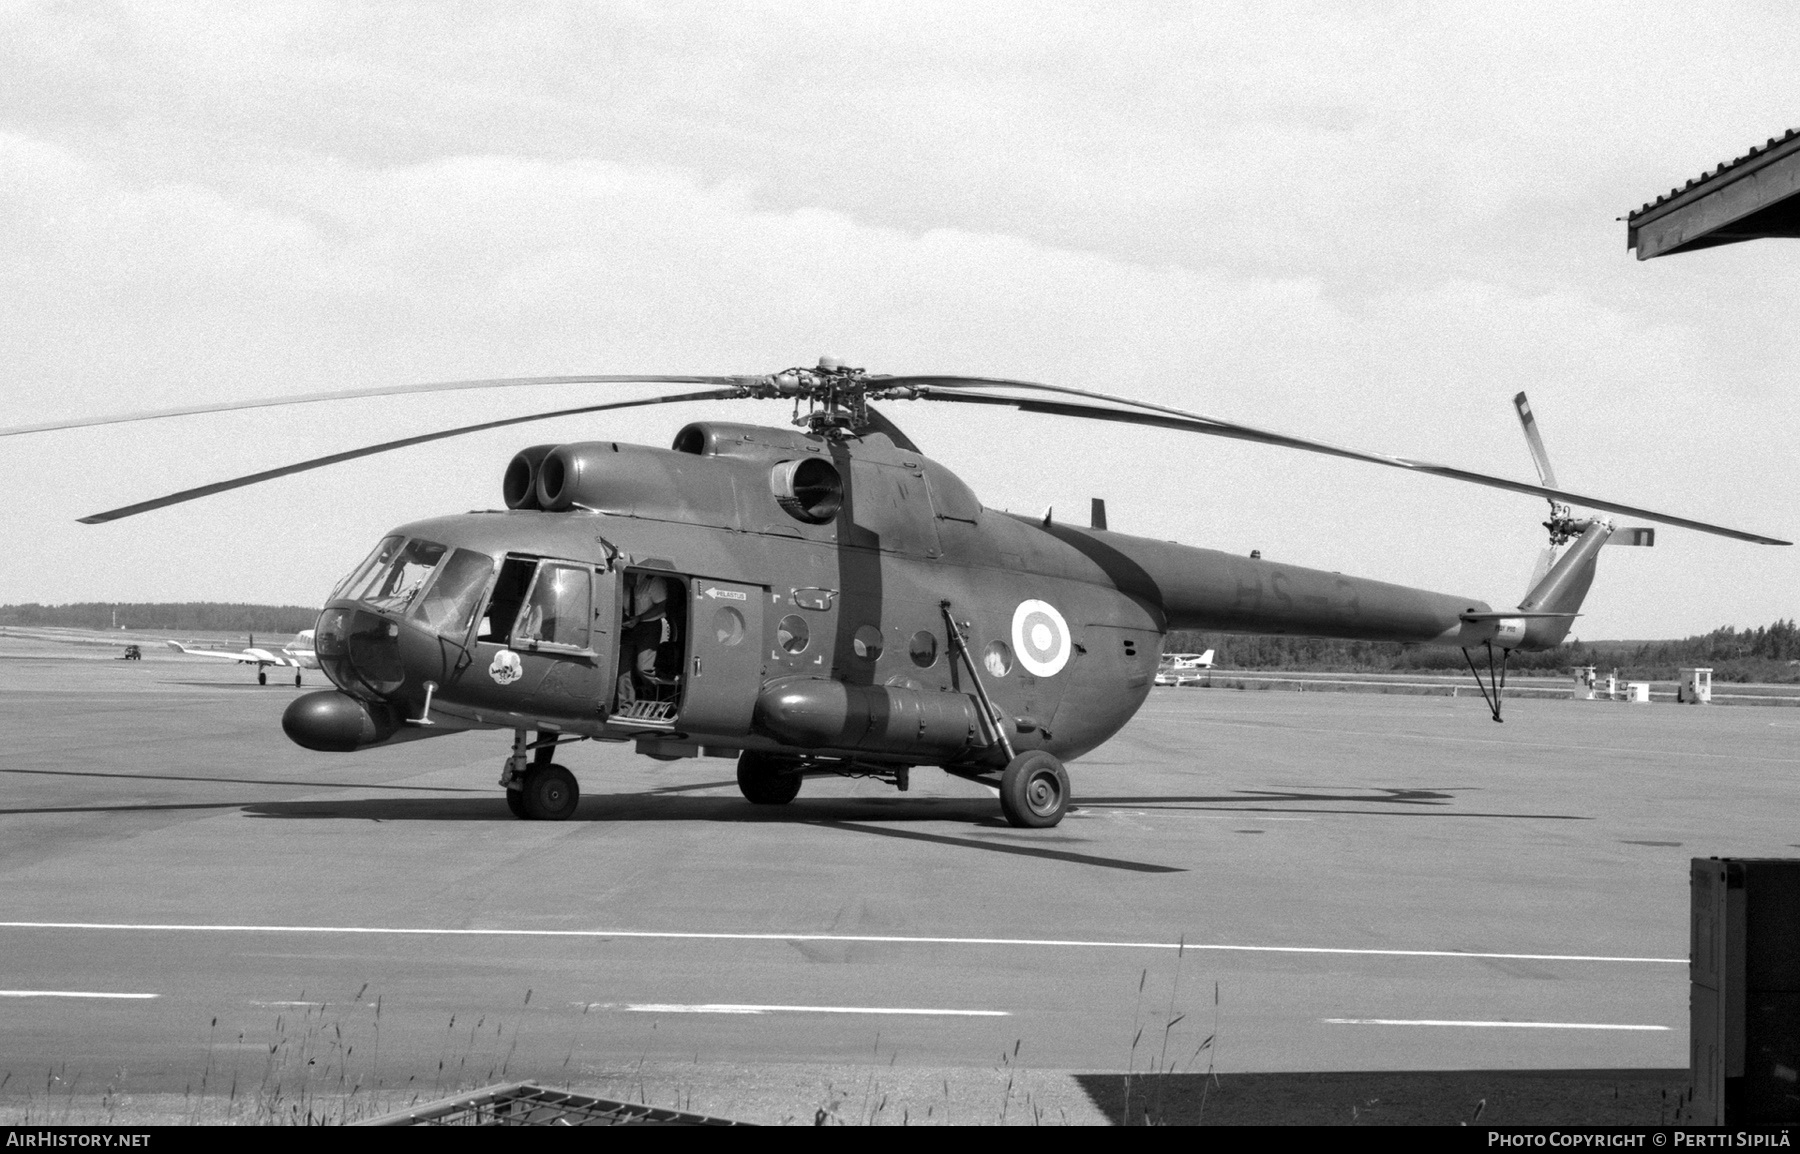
[[1513, 392, 1560, 490]]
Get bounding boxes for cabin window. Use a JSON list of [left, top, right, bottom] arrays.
[[909, 631, 938, 668], [984, 640, 1013, 677], [777, 614, 810, 654], [853, 625, 884, 661]]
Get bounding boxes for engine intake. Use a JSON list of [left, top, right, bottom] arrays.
[[770, 458, 843, 524]]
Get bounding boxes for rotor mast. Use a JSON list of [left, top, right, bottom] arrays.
[[747, 357, 915, 437]]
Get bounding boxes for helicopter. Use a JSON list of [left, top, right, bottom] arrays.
[[5, 361, 1786, 828]]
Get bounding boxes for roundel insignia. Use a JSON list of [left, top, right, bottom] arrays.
[[1012, 599, 1071, 677]]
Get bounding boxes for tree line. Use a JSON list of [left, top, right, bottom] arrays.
[[1164, 619, 1800, 684], [0, 602, 320, 633]]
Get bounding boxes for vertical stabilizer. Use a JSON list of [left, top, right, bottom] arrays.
[[1518, 520, 1613, 647], [1522, 545, 1558, 602]]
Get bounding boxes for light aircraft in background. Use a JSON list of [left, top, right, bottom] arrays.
[[1155, 650, 1215, 686], [165, 631, 318, 686]]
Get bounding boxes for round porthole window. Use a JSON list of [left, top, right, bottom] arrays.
[[777, 614, 810, 654], [983, 640, 1013, 677], [853, 625, 884, 661], [908, 630, 938, 668], [713, 606, 745, 646]]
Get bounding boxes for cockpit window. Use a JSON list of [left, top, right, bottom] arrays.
[[330, 535, 404, 604], [410, 548, 494, 638], [516, 563, 592, 650], [342, 537, 447, 612]]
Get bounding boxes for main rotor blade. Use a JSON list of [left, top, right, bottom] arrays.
[[1512, 392, 1560, 490], [76, 388, 741, 524], [910, 388, 1791, 546], [4, 374, 762, 439]]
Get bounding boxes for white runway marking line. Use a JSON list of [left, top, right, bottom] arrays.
[[0, 921, 1685, 965], [585, 1002, 1007, 1017], [0, 990, 158, 1000], [1326, 1018, 1669, 1031]]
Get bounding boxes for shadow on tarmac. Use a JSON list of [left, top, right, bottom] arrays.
[[1079, 785, 1591, 821], [228, 794, 1189, 872], [0, 766, 491, 793], [809, 818, 1186, 873]]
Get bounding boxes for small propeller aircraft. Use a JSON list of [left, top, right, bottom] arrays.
[[1155, 650, 1215, 687], [5, 362, 1786, 827], [165, 630, 319, 686]]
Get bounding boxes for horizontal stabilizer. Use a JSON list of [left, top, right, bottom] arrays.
[[1609, 527, 1655, 547], [1459, 611, 1581, 621]]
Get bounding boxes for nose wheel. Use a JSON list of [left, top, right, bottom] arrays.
[[500, 730, 583, 821]]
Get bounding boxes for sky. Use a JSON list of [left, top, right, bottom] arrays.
[[1, 1, 1796, 639]]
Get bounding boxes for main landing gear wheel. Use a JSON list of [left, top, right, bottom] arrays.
[[295, 672, 303, 687], [258, 670, 267, 685], [737, 751, 803, 805], [504, 787, 528, 819], [520, 764, 579, 821], [999, 750, 1070, 828]]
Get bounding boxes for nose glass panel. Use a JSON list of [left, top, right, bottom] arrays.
[[316, 608, 405, 699]]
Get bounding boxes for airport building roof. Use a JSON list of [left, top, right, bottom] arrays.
[[1626, 127, 1800, 259]]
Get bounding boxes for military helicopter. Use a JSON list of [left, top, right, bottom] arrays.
[[6, 361, 1786, 828]]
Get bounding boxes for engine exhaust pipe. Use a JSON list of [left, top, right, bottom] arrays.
[[503, 445, 559, 510]]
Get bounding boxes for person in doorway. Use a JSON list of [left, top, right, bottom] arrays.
[[617, 575, 672, 705]]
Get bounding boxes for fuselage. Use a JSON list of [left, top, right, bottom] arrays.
[[301, 421, 1504, 768]]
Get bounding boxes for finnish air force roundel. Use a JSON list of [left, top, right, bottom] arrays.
[[1012, 599, 1071, 677]]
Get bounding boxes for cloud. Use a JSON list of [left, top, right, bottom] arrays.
[[0, 3, 1793, 637]]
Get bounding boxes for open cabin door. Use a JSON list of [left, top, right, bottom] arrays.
[[608, 571, 763, 738]]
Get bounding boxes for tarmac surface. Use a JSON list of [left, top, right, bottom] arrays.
[[1, 635, 1795, 1124]]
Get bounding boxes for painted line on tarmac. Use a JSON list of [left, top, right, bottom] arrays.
[[0, 989, 158, 999], [590, 1002, 1007, 1017], [1325, 1018, 1669, 1031], [0, 920, 1685, 965]]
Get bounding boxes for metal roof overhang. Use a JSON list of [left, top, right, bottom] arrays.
[[1627, 128, 1800, 259]]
